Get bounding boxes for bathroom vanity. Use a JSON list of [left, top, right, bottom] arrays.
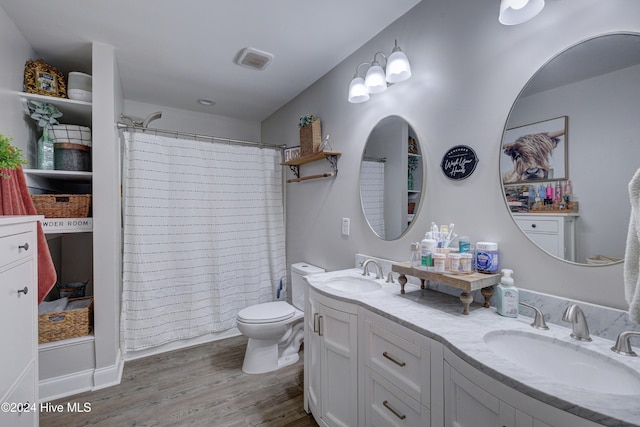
[[303, 268, 640, 427]]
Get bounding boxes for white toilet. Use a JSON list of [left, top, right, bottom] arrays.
[[236, 262, 325, 374]]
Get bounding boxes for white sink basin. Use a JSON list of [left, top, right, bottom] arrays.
[[484, 330, 640, 395], [324, 276, 382, 293]]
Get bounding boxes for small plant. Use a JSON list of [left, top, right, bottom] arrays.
[[299, 114, 318, 128], [0, 133, 27, 178], [23, 99, 62, 128]]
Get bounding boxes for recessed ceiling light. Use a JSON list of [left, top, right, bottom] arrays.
[[234, 47, 274, 71], [197, 98, 216, 106]]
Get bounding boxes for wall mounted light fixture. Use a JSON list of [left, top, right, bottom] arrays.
[[499, 0, 545, 25], [348, 40, 412, 104]]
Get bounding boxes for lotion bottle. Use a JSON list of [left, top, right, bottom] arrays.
[[496, 269, 519, 317]]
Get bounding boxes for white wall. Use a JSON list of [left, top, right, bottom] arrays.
[[506, 64, 640, 262], [262, 0, 640, 310], [124, 100, 261, 142], [0, 5, 35, 164]]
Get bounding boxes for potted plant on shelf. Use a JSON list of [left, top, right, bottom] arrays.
[[299, 114, 322, 157], [0, 133, 27, 179], [23, 99, 62, 170]]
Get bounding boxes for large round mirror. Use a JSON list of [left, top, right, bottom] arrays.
[[500, 33, 640, 265], [360, 116, 423, 240]]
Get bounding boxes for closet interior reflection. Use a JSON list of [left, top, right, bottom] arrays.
[[360, 116, 423, 240]]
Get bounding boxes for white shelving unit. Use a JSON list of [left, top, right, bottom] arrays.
[[19, 89, 98, 398]]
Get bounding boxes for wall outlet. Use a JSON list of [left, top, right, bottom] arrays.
[[341, 217, 350, 236]]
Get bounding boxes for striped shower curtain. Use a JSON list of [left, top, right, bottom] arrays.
[[360, 160, 385, 239], [121, 131, 285, 352]]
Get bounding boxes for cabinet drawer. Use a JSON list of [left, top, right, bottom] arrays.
[[515, 218, 558, 233], [368, 322, 430, 407], [369, 370, 430, 427], [0, 230, 35, 268], [0, 260, 36, 396]]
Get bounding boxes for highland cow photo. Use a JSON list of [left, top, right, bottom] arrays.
[[501, 116, 568, 184]]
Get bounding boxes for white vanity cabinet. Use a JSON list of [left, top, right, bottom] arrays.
[[0, 217, 40, 427], [362, 310, 441, 427], [443, 348, 601, 427], [513, 213, 577, 262], [304, 288, 359, 427]]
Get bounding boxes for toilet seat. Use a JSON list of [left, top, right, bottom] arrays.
[[237, 301, 296, 324]]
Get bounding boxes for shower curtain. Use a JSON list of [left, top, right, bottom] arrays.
[[121, 131, 286, 351], [360, 160, 385, 238]]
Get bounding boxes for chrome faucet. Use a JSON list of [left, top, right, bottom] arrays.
[[562, 304, 592, 341], [386, 271, 395, 284], [518, 302, 549, 330], [362, 259, 383, 279], [611, 331, 640, 356]]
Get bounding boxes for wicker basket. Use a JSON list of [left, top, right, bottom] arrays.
[[31, 194, 91, 218], [299, 120, 322, 157], [38, 297, 93, 344]]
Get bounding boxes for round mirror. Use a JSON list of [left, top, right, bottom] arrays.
[[500, 33, 640, 265], [360, 116, 423, 240]]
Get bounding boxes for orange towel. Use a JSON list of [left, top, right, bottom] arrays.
[[0, 166, 57, 303]]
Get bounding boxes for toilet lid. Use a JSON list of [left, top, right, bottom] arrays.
[[237, 301, 296, 324]]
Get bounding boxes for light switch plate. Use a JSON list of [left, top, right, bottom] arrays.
[[341, 217, 350, 236]]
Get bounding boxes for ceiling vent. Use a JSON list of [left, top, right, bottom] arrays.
[[235, 47, 274, 71]]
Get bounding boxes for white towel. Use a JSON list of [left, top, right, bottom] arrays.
[[624, 167, 640, 324]]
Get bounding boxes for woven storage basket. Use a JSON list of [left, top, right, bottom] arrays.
[[31, 194, 91, 218], [38, 297, 93, 344], [299, 120, 322, 157]]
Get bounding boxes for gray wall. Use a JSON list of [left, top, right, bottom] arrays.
[[262, 0, 640, 310]]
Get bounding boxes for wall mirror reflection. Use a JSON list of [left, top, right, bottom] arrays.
[[360, 116, 423, 240], [500, 33, 640, 265]]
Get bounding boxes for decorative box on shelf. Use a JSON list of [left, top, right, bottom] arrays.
[[299, 118, 322, 157]]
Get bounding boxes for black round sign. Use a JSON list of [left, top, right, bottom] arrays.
[[440, 145, 478, 180]]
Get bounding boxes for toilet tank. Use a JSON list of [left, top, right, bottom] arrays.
[[291, 262, 325, 310]]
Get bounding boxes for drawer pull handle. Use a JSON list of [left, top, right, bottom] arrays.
[[383, 351, 406, 367], [19, 242, 29, 251], [531, 223, 537, 229], [18, 287, 28, 295], [313, 313, 319, 333], [383, 400, 406, 420], [318, 315, 324, 336]]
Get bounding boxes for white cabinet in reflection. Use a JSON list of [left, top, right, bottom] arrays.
[[513, 213, 578, 262]]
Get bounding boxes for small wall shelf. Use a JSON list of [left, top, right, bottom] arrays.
[[392, 262, 500, 315], [281, 151, 341, 183]]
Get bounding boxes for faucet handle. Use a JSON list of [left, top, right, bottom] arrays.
[[518, 302, 549, 330], [386, 272, 395, 284], [611, 331, 640, 356]]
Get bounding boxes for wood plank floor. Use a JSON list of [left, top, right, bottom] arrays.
[[40, 335, 319, 427]]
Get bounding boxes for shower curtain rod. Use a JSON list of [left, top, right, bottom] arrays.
[[117, 122, 285, 150]]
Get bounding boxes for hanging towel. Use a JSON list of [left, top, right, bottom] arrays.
[[624, 167, 640, 324], [0, 166, 57, 303]]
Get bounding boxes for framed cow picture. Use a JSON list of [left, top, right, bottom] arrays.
[[501, 116, 568, 184]]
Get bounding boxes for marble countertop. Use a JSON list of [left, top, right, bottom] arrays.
[[306, 268, 640, 427]]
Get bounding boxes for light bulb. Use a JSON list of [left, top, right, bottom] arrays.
[[499, 0, 544, 25], [348, 76, 369, 103], [364, 63, 387, 94], [386, 50, 412, 84]]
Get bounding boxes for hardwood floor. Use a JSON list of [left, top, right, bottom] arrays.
[[40, 335, 319, 427]]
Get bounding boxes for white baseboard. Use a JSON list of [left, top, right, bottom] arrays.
[[39, 369, 94, 402], [39, 351, 124, 402]]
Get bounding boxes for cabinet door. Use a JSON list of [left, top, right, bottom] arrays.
[[444, 362, 514, 427], [0, 260, 35, 397], [319, 303, 358, 427], [305, 294, 322, 417]]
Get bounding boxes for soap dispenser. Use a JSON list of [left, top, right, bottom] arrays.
[[496, 269, 519, 317]]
